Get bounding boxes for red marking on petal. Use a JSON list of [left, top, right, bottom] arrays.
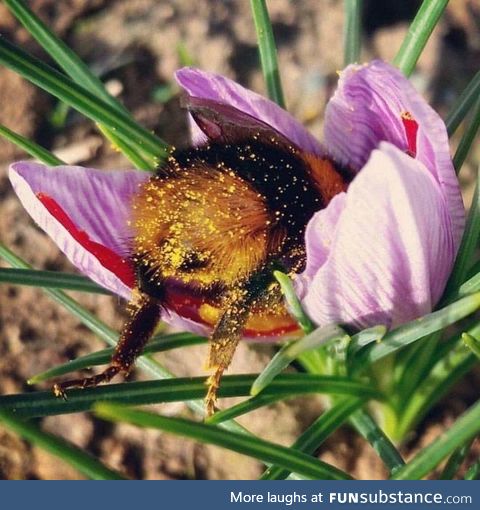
[[36, 192, 135, 288], [165, 288, 300, 338], [401, 111, 418, 157]]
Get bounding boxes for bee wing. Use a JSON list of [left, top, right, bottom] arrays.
[[183, 95, 298, 149]]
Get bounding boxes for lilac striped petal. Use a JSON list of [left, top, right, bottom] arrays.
[[324, 60, 464, 250], [175, 67, 324, 155], [301, 142, 456, 330], [9, 162, 148, 300]]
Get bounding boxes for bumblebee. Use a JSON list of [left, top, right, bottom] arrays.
[[54, 107, 350, 416]]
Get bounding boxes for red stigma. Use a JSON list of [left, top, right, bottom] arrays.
[[401, 111, 418, 157]]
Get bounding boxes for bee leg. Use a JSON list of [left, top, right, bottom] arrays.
[[52, 291, 161, 398], [205, 272, 274, 417], [205, 296, 251, 416]]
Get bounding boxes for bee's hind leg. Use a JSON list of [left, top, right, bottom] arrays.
[[205, 272, 276, 417], [205, 296, 250, 416], [52, 291, 161, 398]]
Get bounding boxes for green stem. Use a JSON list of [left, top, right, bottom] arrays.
[[393, 0, 449, 77], [343, 0, 362, 66]]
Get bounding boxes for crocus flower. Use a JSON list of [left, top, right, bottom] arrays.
[[9, 60, 464, 338]]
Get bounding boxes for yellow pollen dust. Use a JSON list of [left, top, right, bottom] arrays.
[[131, 161, 272, 287]]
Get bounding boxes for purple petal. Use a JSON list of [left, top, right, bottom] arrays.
[[301, 142, 456, 330], [175, 67, 324, 155], [303, 192, 347, 279], [324, 60, 464, 250], [9, 162, 148, 299]]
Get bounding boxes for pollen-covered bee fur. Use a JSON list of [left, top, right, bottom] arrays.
[[52, 132, 350, 417]]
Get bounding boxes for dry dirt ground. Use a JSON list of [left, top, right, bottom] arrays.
[[0, 0, 480, 479]]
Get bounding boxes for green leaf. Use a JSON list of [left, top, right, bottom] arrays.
[[0, 123, 63, 165], [351, 292, 480, 371], [0, 37, 167, 161], [446, 70, 480, 137], [343, 0, 362, 66], [0, 268, 110, 294], [251, 324, 349, 395], [392, 398, 480, 479], [453, 98, 480, 173], [206, 394, 288, 424], [97, 124, 154, 171], [274, 271, 315, 333], [3, 0, 159, 169], [346, 325, 387, 371], [260, 398, 365, 480], [395, 346, 476, 444], [0, 373, 382, 419], [349, 410, 405, 474], [440, 440, 474, 479], [95, 403, 353, 480], [28, 332, 206, 384], [4, 0, 123, 113], [462, 332, 480, 360], [464, 458, 480, 480], [457, 271, 480, 298], [393, 0, 449, 77], [250, 0, 285, 108], [0, 410, 126, 479]]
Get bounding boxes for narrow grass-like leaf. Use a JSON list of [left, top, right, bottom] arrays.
[[0, 37, 167, 161], [28, 333, 206, 384], [440, 440, 474, 479], [0, 410, 126, 479], [349, 410, 405, 474], [396, 348, 477, 444], [446, 70, 480, 137], [251, 324, 349, 395], [453, 101, 480, 173], [393, 0, 449, 77], [0, 123, 63, 165], [207, 394, 289, 424], [392, 398, 480, 479], [0, 374, 382, 419], [95, 403, 353, 480], [457, 271, 480, 298], [346, 325, 387, 371], [462, 332, 480, 360], [343, 0, 362, 66], [4, 0, 124, 113], [464, 457, 480, 480], [351, 292, 480, 371], [250, 0, 285, 108], [97, 124, 154, 171], [274, 271, 314, 333], [3, 0, 163, 169], [261, 398, 365, 480], [0, 268, 110, 294]]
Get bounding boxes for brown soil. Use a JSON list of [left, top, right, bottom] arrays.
[[0, 0, 480, 480]]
